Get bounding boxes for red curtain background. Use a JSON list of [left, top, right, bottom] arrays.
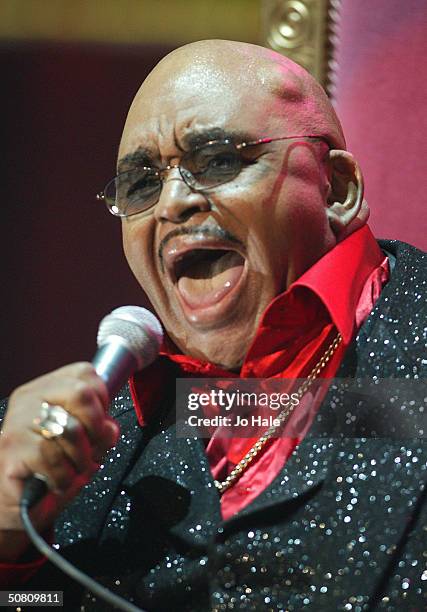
[[334, 0, 427, 249]]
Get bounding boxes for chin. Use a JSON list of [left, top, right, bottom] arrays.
[[172, 322, 253, 370]]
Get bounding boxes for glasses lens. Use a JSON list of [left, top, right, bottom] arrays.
[[183, 141, 242, 189], [104, 168, 161, 216]]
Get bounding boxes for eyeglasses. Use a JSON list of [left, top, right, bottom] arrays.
[[97, 135, 329, 218]]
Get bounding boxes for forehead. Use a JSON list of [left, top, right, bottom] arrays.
[[119, 63, 286, 159]]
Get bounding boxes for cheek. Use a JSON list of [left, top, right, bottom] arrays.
[[254, 157, 332, 282], [268, 150, 329, 235], [271, 184, 333, 286], [272, 185, 328, 257], [122, 229, 142, 280], [121, 219, 157, 287], [121, 220, 183, 325]]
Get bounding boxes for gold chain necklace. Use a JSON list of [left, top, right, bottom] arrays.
[[214, 332, 342, 494]]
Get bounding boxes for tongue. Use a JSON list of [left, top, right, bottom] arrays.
[[177, 251, 244, 309]]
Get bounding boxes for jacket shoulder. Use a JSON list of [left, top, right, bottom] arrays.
[[355, 239, 427, 377]]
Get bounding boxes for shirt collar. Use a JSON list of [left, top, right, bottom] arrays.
[[260, 225, 384, 345]]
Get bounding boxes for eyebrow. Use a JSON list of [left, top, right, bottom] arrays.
[[117, 148, 154, 174], [181, 128, 254, 149], [117, 128, 256, 174]]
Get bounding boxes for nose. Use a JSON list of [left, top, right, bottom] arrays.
[[154, 167, 211, 223]]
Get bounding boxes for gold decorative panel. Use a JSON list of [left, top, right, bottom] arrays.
[[262, 0, 341, 94]]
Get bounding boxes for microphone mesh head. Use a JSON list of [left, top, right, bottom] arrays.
[[97, 306, 163, 369]]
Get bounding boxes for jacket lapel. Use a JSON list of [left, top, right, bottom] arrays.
[[123, 410, 222, 548]]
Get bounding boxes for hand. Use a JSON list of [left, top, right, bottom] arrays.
[[0, 363, 119, 560]]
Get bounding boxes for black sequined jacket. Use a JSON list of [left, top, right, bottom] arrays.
[[1, 239, 426, 612]]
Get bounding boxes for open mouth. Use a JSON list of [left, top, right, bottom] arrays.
[[172, 248, 246, 310]]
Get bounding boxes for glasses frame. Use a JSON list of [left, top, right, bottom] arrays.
[[97, 134, 330, 218]]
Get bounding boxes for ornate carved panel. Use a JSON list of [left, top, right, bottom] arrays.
[[262, 0, 341, 95]]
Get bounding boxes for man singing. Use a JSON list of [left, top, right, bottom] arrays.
[[0, 40, 426, 611]]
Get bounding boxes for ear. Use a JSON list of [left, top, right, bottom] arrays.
[[326, 150, 369, 241]]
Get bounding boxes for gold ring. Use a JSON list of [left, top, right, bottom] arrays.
[[32, 401, 76, 440]]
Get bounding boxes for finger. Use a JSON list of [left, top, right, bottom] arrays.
[[0, 426, 98, 506], [55, 415, 119, 468], [50, 423, 94, 474], [7, 369, 109, 445], [20, 362, 109, 409], [31, 401, 116, 471], [34, 381, 109, 448], [37, 439, 89, 493], [92, 417, 120, 462], [50, 362, 110, 408]]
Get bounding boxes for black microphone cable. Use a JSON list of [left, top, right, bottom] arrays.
[[20, 477, 145, 612]]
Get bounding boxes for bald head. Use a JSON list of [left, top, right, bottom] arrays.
[[123, 39, 345, 153]]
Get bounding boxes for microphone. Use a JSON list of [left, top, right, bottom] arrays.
[[22, 306, 163, 508], [93, 305, 163, 399]]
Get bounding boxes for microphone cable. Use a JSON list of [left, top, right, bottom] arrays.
[[20, 487, 145, 612]]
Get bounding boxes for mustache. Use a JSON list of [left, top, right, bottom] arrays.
[[158, 226, 243, 264]]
